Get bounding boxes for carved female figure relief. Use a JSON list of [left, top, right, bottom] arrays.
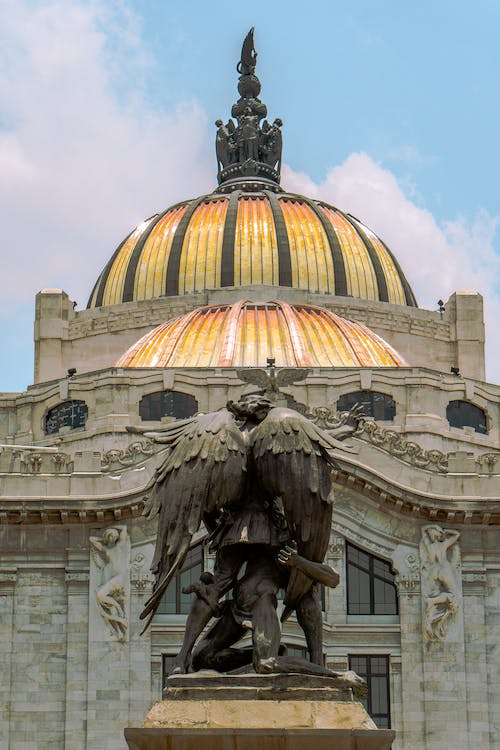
[[419, 525, 461, 642], [90, 525, 130, 642]]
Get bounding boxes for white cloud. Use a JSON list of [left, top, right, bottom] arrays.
[[0, 0, 214, 310], [282, 154, 500, 383]]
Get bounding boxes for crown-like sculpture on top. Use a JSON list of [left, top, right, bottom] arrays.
[[215, 28, 283, 192]]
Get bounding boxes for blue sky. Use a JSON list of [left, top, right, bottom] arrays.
[[0, 0, 499, 390]]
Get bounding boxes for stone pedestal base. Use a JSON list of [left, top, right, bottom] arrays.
[[124, 672, 395, 750], [125, 727, 395, 750]]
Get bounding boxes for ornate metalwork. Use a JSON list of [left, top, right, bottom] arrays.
[[216, 28, 283, 190]]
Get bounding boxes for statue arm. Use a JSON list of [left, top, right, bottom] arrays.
[[442, 529, 460, 551], [90, 537, 104, 553], [278, 544, 340, 588], [115, 524, 127, 542]]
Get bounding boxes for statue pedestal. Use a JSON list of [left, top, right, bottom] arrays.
[[124, 672, 395, 750]]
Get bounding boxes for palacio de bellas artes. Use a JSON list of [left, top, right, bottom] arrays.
[[0, 24, 499, 750]]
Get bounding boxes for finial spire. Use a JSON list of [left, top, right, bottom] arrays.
[[215, 28, 283, 192]]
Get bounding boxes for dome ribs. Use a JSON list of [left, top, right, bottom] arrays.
[[309, 202, 348, 297], [220, 191, 240, 287], [88, 226, 137, 308], [264, 191, 292, 287], [122, 209, 173, 303], [88, 192, 418, 309], [342, 213, 389, 303], [165, 197, 208, 296], [115, 300, 406, 369], [378, 237, 418, 307]]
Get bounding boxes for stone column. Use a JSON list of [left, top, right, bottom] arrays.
[[64, 538, 90, 750], [462, 568, 489, 749], [0, 568, 17, 749], [392, 545, 425, 750]]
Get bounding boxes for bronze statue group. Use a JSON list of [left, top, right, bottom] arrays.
[[133, 393, 367, 697]]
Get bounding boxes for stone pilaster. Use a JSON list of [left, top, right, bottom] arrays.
[[0, 568, 17, 749], [325, 535, 346, 624], [129, 544, 155, 724], [389, 656, 403, 750], [394, 571, 426, 750], [485, 570, 500, 750], [461, 568, 489, 749], [10, 567, 68, 750], [64, 541, 90, 750]]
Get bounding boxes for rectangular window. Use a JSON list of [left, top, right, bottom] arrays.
[[349, 654, 391, 728], [346, 542, 398, 615]]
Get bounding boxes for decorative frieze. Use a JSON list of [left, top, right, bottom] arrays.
[[101, 440, 155, 471]]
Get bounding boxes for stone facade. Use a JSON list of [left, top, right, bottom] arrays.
[[0, 361, 499, 749]]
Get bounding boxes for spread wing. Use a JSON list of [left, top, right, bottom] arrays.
[[140, 409, 247, 629], [236, 368, 270, 389], [275, 368, 309, 386], [251, 407, 344, 613]]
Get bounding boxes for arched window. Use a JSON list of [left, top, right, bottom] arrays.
[[156, 543, 204, 615], [349, 655, 391, 728], [44, 400, 88, 435], [446, 400, 487, 434], [337, 391, 395, 421], [139, 390, 198, 421], [346, 543, 398, 615]]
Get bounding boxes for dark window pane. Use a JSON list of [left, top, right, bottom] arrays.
[[373, 579, 398, 615], [373, 558, 392, 580], [446, 400, 487, 434], [45, 400, 88, 434], [337, 391, 395, 421], [347, 545, 370, 571], [347, 543, 398, 616], [348, 565, 371, 614], [349, 655, 390, 728], [139, 390, 198, 421]]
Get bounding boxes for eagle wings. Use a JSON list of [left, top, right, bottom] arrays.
[[139, 404, 354, 629]]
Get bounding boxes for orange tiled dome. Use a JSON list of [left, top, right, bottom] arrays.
[[115, 299, 407, 369]]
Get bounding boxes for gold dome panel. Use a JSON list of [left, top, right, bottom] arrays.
[[115, 300, 407, 369], [88, 192, 417, 309]]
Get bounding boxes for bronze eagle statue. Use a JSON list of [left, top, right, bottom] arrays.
[[133, 394, 366, 696]]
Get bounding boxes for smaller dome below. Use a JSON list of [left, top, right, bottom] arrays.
[[115, 300, 406, 369]]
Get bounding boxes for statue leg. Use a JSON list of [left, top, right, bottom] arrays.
[[171, 546, 246, 674], [233, 553, 282, 674], [192, 601, 249, 672], [295, 585, 324, 665]]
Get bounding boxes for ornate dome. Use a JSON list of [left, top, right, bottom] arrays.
[[88, 29, 416, 313], [115, 299, 407, 368], [87, 192, 417, 309]]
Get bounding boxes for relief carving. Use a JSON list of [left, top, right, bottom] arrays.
[[90, 525, 130, 642], [419, 525, 461, 642], [101, 440, 155, 471]]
